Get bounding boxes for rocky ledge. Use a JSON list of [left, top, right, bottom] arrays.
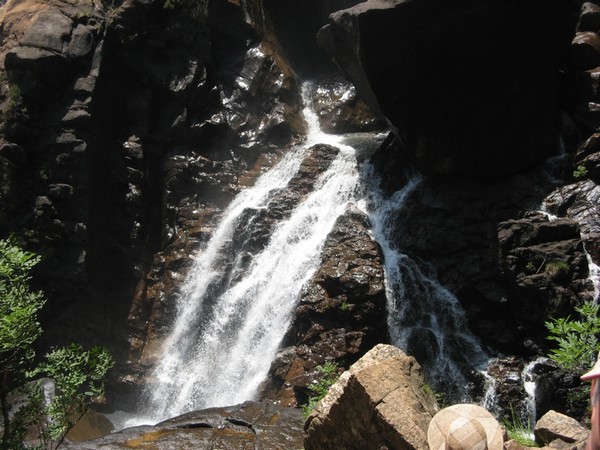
[[61, 401, 305, 450]]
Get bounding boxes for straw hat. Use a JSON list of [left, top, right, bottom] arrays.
[[582, 352, 600, 381], [427, 404, 504, 450]]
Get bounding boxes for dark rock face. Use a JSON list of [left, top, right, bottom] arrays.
[[261, 204, 388, 407], [498, 215, 592, 332], [260, 0, 365, 78], [382, 167, 594, 356], [319, 0, 577, 179], [0, 0, 304, 409], [60, 401, 305, 450]]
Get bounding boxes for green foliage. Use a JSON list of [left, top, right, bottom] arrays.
[[0, 238, 114, 450], [573, 165, 589, 179], [0, 237, 45, 449], [544, 260, 570, 279], [1, 84, 28, 131], [502, 407, 538, 447], [28, 345, 114, 447], [525, 261, 537, 274], [303, 362, 340, 417], [0, 236, 45, 394], [546, 301, 600, 373], [339, 301, 351, 311], [422, 383, 447, 408]]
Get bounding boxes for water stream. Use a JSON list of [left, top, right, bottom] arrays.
[[361, 165, 490, 401], [131, 84, 365, 424]]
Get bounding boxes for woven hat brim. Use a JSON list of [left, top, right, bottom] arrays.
[[427, 404, 504, 450]]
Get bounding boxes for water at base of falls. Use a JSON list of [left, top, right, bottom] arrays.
[[116, 82, 492, 429]]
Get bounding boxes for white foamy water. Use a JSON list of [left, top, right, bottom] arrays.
[[122, 83, 365, 426]]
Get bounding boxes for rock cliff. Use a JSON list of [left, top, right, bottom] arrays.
[[319, 0, 577, 179]]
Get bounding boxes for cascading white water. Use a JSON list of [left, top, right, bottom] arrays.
[[361, 164, 490, 401], [135, 83, 364, 423], [587, 254, 600, 302], [113, 81, 495, 431]]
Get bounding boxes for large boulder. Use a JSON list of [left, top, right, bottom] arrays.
[[318, 0, 577, 179], [304, 344, 438, 450], [534, 410, 589, 448]]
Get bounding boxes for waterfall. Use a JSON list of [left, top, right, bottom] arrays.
[[587, 254, 600, 303], [361, 164, 490, 401], [134, 83, 364, 424], [114, 81, 493, 429]]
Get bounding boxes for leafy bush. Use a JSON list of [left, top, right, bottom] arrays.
[[1, 84, 28, 133], [573, 165, 588, 179], [29, 345, 114, 448], [303, 362, 340, 416], [546, 301, 600, 373], [0, 237, 45, 449], [0, 238, 114, 450]]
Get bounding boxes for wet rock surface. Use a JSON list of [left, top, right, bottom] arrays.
[[60, 401, 305, 450], [307, 78, 386, 134], [261, 204, 388, 407]]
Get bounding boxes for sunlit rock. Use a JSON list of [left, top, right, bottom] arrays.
[[304, 344, 437, 450]]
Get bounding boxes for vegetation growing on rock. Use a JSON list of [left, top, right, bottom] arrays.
[[0, 238, 113, 450]]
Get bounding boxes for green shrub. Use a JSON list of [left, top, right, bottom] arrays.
[[525, 261, 537, 274], [573, 165, 588, 179], [1, 84, 28, 131], [546, 301, 600, 373], [303, 362, 340, 417], [339, 301, 351, 311], [544, 260, 570, 279], [0, 238, 114, 450]]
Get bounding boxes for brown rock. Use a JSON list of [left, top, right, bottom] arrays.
[[570, 32, 600, 70], [262, 204, 388, 406], [534, 410, 589, 446], [579, 3, 600, 33], [66, 409, 114, 442], [304, 344, 437, 450], [61, 401, 305, 450]]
